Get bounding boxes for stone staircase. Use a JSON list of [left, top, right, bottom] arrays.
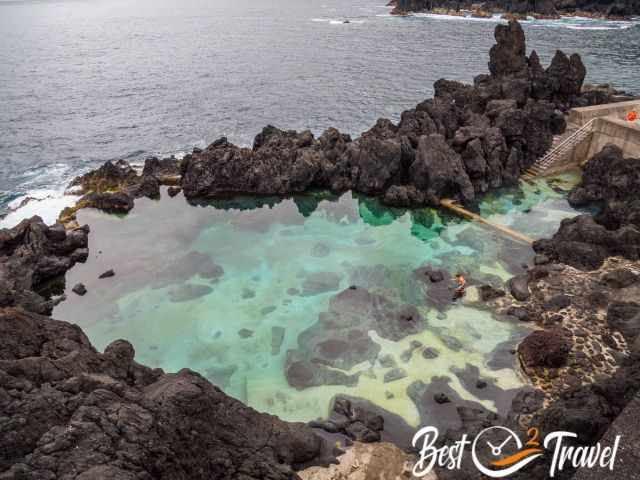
[[522, 119, 596, 180]]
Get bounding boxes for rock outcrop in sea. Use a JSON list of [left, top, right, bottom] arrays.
[[389, 0, 640, 19], [65, 20, 590, 221]]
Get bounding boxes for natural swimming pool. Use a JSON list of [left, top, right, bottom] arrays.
[[53, 171, 583, 428]]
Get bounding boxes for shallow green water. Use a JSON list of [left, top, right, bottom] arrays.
[[54, 172, 582, 427]]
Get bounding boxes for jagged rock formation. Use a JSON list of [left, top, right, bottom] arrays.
[[0, 218, 327, 479], [177, 21, 574, 207], [0, 217, 88, 315], [569, 144, 640, 230], [68, 22, 586, 216]]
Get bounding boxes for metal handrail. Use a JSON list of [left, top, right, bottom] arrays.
[[540, 119, 595, 159], [533, 119, 596, 171]]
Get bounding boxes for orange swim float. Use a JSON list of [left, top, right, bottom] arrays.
[[627, 111, 638, 122]]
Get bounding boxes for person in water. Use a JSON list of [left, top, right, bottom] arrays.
[[453, 273, 466, 300]]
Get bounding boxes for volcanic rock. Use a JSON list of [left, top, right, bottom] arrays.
[[518, 328, 572, 368], [99, 269, 115, 279], [72, 283, 87, 296], [0, 308, 324, 479], [507, 274, 531, 301], [607, 301, 640, 342]]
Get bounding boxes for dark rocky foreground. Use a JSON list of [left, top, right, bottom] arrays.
[[389, 0, 640, 19], [0, 218, 331, 479], [63, 20, 598, 227]]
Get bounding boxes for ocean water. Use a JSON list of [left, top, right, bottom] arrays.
[[1, 0, 639, 217], [53, 171, 584, 426]]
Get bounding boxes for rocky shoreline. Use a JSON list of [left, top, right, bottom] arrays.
[[59, 19, 606, 230], [2, 20, 639, 480], [388, 0, 640, 21]]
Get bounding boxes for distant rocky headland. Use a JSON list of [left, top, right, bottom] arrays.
[[2, 19, 640, 480], [389, 0, 640, 20]]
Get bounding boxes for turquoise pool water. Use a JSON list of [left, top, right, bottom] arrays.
[[54, 172, 582, 427]]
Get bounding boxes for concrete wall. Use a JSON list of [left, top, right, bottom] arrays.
[[568, 100, 640, 127], [584, 116, 640, 162], [545, 104, 640, 174]]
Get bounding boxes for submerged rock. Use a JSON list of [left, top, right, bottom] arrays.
[[205, 364, 238, 388], [407, 377, 492, 433], [434, 392, 451, 404], [478, 284, 506, 302], [301, 271, 342, 296], [285, 352, 360, 390], [238, 328, 254, 338], [422, 347, 440, 360], [412, 266, 453, 310], [168, 283, 213, 302], [311, 243, 331, 258], [378, 354, 397, 369], [0, 219, 329, 478], [151, 252, 224, 290], [285, 287, 426, 389], [383, 368, 407, 384], [272, 326, 286, 355]]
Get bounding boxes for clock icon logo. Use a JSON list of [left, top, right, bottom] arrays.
[[471, 426, 544, 478]]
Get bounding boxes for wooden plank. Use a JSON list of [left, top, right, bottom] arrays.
[[439, 198, 534, 246]]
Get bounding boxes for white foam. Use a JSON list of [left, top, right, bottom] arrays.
[[312, 18, 365, 24], [1, 189, 80, 229], [525, 17, 638, 30], [413, 12, 505, 23], [381, 9, 639, 30]]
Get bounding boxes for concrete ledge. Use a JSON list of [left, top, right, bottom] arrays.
[[585, 116, 640, 161], [569, 100, 640, 127]]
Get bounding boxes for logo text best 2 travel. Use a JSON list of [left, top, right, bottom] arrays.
[[412, 425, 621, 478]]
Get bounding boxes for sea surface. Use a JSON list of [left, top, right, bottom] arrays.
[[1, 0, 639, 218]]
